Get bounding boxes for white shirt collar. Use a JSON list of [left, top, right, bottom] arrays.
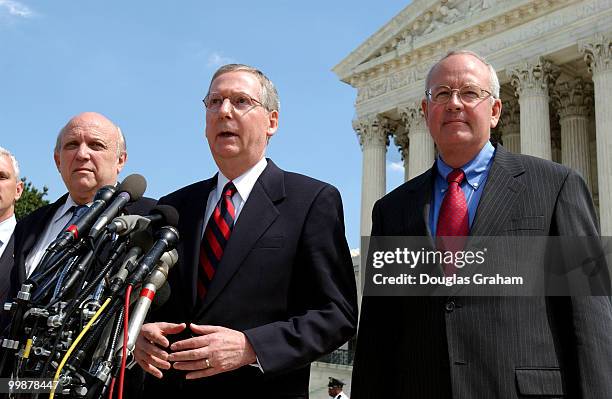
[[216, 158, 268, 205], [0, 214, 16, 246]]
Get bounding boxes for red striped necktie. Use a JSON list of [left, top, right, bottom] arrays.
[[436, 168, 468, 275], [197, 181, 237, 300]]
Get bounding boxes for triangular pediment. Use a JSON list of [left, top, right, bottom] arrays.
[[333, 0, 544, 84]]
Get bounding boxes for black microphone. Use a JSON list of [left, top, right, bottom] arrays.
[[126, 226, 179, 286], [88, 174, 147, 241], [46, 185, 116, 252], [108, 246, 143, 294], [107, 205, 179, 236], [126, 249, 178, 352]]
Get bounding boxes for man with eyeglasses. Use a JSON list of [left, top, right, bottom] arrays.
[[351, 51, 612, 398], [135, 64, 358, 397]]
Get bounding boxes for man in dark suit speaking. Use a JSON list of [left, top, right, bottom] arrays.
[[351, 51, 612, 398], [135, 64, 358, 397]]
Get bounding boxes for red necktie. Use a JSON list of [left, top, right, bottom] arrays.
[[436, 169, 468, 275], [197, 182, 237, 299]]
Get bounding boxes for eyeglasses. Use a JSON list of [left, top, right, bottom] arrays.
[[425, 84, 493, 104], [203, 92, 263, 114]]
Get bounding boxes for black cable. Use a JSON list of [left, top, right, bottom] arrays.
[[39, 233, 125, 378]]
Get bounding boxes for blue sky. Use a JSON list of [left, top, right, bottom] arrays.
[[0, 1, 409, 249]]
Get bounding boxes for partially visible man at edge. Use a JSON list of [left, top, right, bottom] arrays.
[[351, 51, 612, 398], [0, 147, 24, 306]]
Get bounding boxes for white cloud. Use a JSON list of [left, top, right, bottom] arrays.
[[207, 51, 235, 68], [0, 0, 33, 18], [388, 161, 405, 173]]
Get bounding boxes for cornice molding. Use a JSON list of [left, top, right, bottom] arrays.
[[334, 0, 576, 86], [349, 0, 612, 107]]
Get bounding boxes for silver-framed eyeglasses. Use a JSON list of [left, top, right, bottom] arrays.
[[203, 92, 263, 113], [425, 84, 493, 104]]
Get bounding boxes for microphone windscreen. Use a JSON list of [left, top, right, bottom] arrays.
[[150, 205, 179, 228], [153, 282, 171, 308], [119, 174, 147, 201], [130, 230, 155, 254], [94, 185, 117, 202]]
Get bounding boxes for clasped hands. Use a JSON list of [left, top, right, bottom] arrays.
[[134, 322, 257, 379]]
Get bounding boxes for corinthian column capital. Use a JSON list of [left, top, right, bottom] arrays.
[[579, 33, 612, 75], [398, 101, 425, 132], [552, 78, 593, 119], [353, 115, 391, 149], [498, 93, 520, 136], [393, 126, 410, 161], [509, 57, 560, 97]]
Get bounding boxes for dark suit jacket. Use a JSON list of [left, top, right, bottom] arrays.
[[351, 145, 612, 399], [0, 234, 14, 307], [144, 160, 358, 398]]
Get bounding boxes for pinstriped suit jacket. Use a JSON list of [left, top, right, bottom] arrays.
[[351, 144, 612, 399]]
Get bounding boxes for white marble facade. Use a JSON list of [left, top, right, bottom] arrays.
[[333, 0, 612, 237]]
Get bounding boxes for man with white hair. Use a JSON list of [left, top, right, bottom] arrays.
[[0, 146, 23, 305]]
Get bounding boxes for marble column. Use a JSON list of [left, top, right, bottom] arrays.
[[552, 78, 593, 190], [550, 109, 561, 164], [580, 33, 612, 235], [499, 93, 520, 153], [354, 115, 389, 237], [509, 57, 560, 160], [399, 102, 435, 180], [589, 114, 599, 213], [393, 125, 410, 182]]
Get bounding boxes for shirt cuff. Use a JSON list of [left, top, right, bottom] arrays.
[[250, 356, 264, 373]]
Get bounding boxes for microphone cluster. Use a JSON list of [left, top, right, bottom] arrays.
[[0, 174, 179, 398]]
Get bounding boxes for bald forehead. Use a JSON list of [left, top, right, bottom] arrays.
[[427, 54, 490, 87], [57, 112, 122, 152], [63, 113, 116, 135]]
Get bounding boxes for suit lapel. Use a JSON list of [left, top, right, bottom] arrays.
[[0, 234, 14, 267], [446, 145, 526, 296], [17, 195, 67, 284], [0, 234, 14, 302], [179, 179, 216, 309], [470, 145, 526, 236], [400, 167, 435, 238], [417, 167, 443, 275], [196, 160, 284, 316]]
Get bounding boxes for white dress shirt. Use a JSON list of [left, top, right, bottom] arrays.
[[203, 157, 268, 235], [0, 215, 16, 259], [203, 157, 267, 371], [24, 196, 88, 278]]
